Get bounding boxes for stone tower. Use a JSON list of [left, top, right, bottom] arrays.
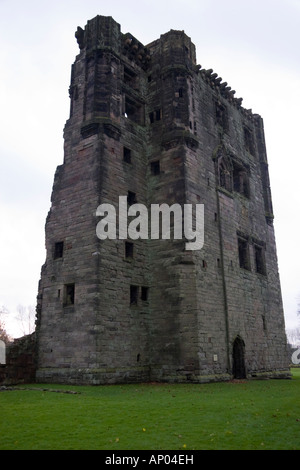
[[35, 15, 290, 384]]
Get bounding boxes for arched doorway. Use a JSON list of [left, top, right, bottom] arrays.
[[232, 336, 246, 379]]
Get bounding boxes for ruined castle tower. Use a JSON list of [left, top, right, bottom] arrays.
[[35, 15, 290, 384]]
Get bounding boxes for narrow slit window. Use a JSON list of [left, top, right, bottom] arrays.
[[130, 285, 138, 305], [141, 286, 149, 301], [254, 245, 266, 275], [125, 241, 134, 259], [244, 126, 255, 155], [238, 238, 251, 271]]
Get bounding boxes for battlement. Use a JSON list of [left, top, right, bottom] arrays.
[[75, 15, 259, 124]]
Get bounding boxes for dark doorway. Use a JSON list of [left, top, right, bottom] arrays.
[[232, 337, 246, 379]]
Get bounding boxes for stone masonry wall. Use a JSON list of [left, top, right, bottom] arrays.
[[35, 15, 290, 384], [0, 333, 36, 385]]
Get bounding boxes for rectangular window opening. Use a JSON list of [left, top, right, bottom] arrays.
[[254, 245, 266, 275], [130, 285, 138, 306], [64, 283, 75, 306], [125, 241, 134, 259], [150, 160, 160, 175], [127, 191, 137, 206], [141, 286, 149, 301], [125, 96, 144, 125], [54, 241, 64, 259], [215, 102, 228, 131], [123, 147, 132, 163], [238, 238, 251, 271], [244, 126, 255, 155], [149, 109, 162, 123]]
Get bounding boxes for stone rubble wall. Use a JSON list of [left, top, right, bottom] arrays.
[[0, 333, 36, 385]]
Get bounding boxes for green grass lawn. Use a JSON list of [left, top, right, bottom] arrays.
[[1, 369, 299, 450]]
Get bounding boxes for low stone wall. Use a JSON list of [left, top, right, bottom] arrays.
[[0, 333, 37, 385], [0, 365, 6, 383]]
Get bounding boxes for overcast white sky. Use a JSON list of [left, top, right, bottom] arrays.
[[1, 0, 300, 337]]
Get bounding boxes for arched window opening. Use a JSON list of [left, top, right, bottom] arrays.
[[232, 336, 246, 379]]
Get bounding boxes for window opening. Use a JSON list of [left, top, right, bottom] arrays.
[[130, 285, 138, 305], [54, 241, 64, 259], [125, 241, 134, 259], [149, 109, 162, 124], [127, 191, 137, 206], [244, 127, 255, 155], [254, 245, 266, 275], [125, 96, 144, 124], [123, 147, 132, 163], [238, 237, 251, 271], [64, 284, 75, 306], [215, 102, 228, 130], [141, 286, 149, 301], [150, 160, 160, 175]]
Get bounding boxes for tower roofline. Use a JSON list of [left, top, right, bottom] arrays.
[[75, 15, 260, 119]]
